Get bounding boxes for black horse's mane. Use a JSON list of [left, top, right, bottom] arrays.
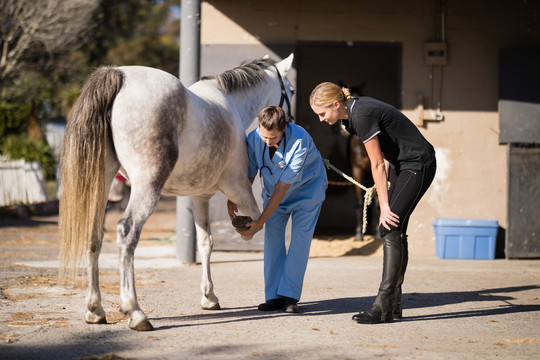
[[201, 57, 276, 94]]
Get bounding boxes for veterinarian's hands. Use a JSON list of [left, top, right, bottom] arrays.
[[236, 218, 264, 238], [227, 200, 238, 220], [379, 203, 399, 231]]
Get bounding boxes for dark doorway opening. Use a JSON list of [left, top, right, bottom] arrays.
[[295, 41, 402, 235]]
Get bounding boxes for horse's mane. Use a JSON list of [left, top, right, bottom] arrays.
[[201, 57, 276, 94]]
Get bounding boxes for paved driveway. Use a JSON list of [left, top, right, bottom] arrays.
[[1, 202, 539, 359]]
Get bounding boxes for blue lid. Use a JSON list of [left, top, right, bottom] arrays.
[[433, 218, 498, 228]]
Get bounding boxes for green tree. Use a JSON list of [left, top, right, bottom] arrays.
[[0, 0, 98, 142], [1, 0, 180, 177], [0, 0, 98, 85], [80, 0, 180, 76]]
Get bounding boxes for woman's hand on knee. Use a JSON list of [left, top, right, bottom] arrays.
[[379, 205, 399, 231]]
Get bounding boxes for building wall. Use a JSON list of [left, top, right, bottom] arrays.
[[199, 0, 540, 255]]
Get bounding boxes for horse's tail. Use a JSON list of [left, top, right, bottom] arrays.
[[58, 67, 124, 282]]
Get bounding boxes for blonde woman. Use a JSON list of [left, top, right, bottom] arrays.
[[310, 82, 436, 324]]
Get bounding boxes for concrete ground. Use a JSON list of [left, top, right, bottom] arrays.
[[0, 197, 539, 360]]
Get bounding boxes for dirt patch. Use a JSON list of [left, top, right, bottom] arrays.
[[2, 268, 162, 303], [0, 266, 162, 345], [12, 274, 57, 287], [309, 235, 382, 258], [8, 311, 70, 328], [104, 311, 129, 324], [501, 338, 540, 344], [0, 330, 19, 343]]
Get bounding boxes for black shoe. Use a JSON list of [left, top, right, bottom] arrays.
[[258, 298, 285, 311], [283, 297, 299, 313], [352, 308, 393, 324]]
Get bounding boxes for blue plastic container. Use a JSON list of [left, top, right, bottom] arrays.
[[433, 218, 499, 259]]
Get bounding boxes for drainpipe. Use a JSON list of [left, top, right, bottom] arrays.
[[176, 0, 201, 264]]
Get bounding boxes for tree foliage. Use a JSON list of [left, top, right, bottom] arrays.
[[1, 134, 56, 180], [0, 0, 180, 170], [82, 0, 180, 77], [0, 0, 98, 84]]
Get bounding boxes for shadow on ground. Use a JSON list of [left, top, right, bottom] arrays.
[[149, 284, 540, 330]]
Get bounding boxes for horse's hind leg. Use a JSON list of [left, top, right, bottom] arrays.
[[85, 211, 108, 324], [85, 209, 108, 324], [192, 196, 220, 310], [86, 153, 119, 325], [116, 183, 161, 331]]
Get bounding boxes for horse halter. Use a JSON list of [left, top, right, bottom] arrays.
[[273, 65, 293, 122]]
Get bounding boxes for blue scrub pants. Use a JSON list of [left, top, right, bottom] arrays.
[[263, 205, 322, 301]]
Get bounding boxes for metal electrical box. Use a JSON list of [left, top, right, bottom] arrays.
[[425, 42, 448, 66]]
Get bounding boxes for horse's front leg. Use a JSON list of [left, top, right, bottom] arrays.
[[219, 174, 261, 241], [192, 196, 220, 310], [116, 189, 160, 331]]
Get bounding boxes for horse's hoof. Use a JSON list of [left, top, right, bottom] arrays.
[[85, 312, 107, 324], [129, 318, 154, 331], [232, 216, 252, 231], [131, 320, 154, 331], [201, 303, 221, 310], [126, 310, 154, 331]]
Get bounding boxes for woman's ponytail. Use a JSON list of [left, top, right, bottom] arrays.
[[342, 87, 351, 101]]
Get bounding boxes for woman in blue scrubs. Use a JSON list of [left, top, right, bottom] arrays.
[[227, 106, 327, 313]]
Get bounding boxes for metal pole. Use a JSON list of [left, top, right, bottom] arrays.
[[176, 0, 201, 263], [180, 0, 201, 86]]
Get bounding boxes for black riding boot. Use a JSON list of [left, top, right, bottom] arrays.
[[392, 234, 408, 320], [353, 231, 402, 324]]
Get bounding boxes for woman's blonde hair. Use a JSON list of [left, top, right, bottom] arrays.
[[309, 82, 351, 107]]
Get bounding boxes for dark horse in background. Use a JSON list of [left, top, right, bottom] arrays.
[[343, 83, 380, 240]]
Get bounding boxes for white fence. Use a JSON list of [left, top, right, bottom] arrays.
[[0, 157, 48, 207]]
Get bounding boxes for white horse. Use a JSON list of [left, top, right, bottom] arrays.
[[59, 54, 295, 331]]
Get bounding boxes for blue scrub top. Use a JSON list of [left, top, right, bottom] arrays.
[[247, 123, 327, 210]]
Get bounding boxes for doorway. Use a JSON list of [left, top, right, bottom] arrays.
[[295, 41, 402, 234]]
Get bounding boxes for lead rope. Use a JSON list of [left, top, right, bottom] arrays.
[[323, 158, 388, 235]]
